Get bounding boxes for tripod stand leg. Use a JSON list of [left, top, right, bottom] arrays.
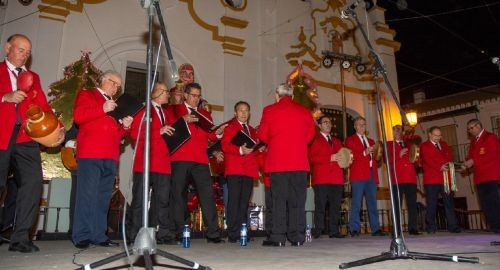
[[407, 251, 479, 263], [79, 250, 130, 270], [339, 253, 396, 269], [156, 249, 212, 270], [143, 250, 153, 270]]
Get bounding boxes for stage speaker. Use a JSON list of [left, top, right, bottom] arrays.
[[44, 178, 71, 233]]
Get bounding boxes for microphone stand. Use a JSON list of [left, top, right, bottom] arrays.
[[78, 1, 211, 269], [338, 6, 479, 269]]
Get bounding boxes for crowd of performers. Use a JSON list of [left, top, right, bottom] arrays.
[[1, 34, 499, 253]]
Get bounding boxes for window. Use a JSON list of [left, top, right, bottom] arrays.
[[491, 115, 500, 137], [124, 61, 161, 102]]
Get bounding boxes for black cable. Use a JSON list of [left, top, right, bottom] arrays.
[[72, 246, 97, 267]]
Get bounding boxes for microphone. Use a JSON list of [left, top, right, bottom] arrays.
[[341, 0, 360, 19], [492, 57, 500, 71]]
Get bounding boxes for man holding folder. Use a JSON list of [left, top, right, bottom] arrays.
[[165, 82, 226, 243], [221, 101, 259, 243]]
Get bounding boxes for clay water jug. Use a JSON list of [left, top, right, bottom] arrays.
[[24, 105, 63, 147]]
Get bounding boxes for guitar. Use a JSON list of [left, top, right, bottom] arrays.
[[60, 146, 77, 171]]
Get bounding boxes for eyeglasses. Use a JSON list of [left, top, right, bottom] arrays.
[[467, 124, 478, 131], [187, 93, 202, 98], [107, 78, 121, 88], [321, 121, 331, 124]]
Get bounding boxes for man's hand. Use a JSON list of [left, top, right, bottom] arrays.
[[331, 153, 341, 162], [182, 114, 198, 123], [3, 91, 27, 104], [440, 163, 449, 171], [463, 159, 473, 169], [215, 123, 228, 136], [241, 144, 254, 155], [103, 100, 117, 113], [399, 148, 408, 157], [121, 116, 133, 129], [213, 150, 224, 163], [160, 125, 175, 136]]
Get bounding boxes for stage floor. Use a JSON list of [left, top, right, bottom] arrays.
[[1, 231, 499, 270]]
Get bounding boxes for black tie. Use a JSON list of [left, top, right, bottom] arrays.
[[434, 143, 441, 151], [103, 94, 111, 100], [242, 123, 250, 136], [14, 68, 23, 125], [189, 107, 196, 114], [327, 135, 332, 146], [156, 105, 165, 126], [398, 141, 405, 148]]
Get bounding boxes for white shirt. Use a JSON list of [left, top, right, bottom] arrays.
[[6, 59, 26, 93]]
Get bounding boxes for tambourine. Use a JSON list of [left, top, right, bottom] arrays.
[[337, 147, 353, 168]]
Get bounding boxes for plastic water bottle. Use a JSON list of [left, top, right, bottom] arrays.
[[240, 223, 248, 246], [305, 224, 312, 243], [182, 224, 191, 248]]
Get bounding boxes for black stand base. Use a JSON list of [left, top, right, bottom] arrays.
[[77, 248, 212, 270], [339, 237, 480, 269]]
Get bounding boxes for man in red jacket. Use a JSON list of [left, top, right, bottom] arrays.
[[128, 82, 177, 244], [463, 119, 500, 233], [72, 70, 133, 249], [420, 126, 461, 234], [0, 34, 64, 253], [309, 116, 345, 239], [221, 101, 259, 242], [345, 116, 386, 237], [165, 82, 226, 243], [387, 125, 420, 235], [258, 83, 316, 247]]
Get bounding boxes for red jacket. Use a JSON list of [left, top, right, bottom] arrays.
[[420, 140, 453, 185], [221, 118, 259, 179], [309, 133, 344, 185], [466, 130, 500, 184], [130, 106, 171, 174], [345, 134, 379, 184], [256, 149, 270, 187], [257, 97, 316, 173], [0, 61, 53, 150], [386, 141, 417, 185], [165, 104, 217, 164], [73, 88, 129, 161]]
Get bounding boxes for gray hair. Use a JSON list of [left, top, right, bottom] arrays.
[[275, 83, 293, 97], [99, 70, 122, 85]]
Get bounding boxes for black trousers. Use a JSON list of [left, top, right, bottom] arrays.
[[313, 184, 343, 235], [226, 175, 253, 239], [129, 172, 174, 240], [171, 161, 220, 238], [424, 184, 458, 232], [392, 183, 418, 232], [68, 170, 77, 233], [476, 181, 500, 232], [269, 171, 307, 243], [264, 186, 272, 237], [0, 126, 43, 244]]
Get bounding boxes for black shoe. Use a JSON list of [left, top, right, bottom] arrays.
[[206, 236, 224, 243], [74, 239, 92, 249], [449, 227, 462, 233], [9, 241, 40, 253], [349, 231, 360, 237], [95, 239, 119, 247], [227, 237, 238, 243], [329, 233, 346, 238], [262, 240, 285, 247], [157, 237, 177, 245], [426, 229, 436, 234], [371, 230, 387, 236], [409, 229, 422, 235], [289, 241, 304, 246]]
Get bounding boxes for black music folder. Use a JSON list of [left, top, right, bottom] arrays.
[[108, 93, 144, 122], [190, 110, 216, 132], [162, 118, 191, 154], [230, 130, 264, 149]]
